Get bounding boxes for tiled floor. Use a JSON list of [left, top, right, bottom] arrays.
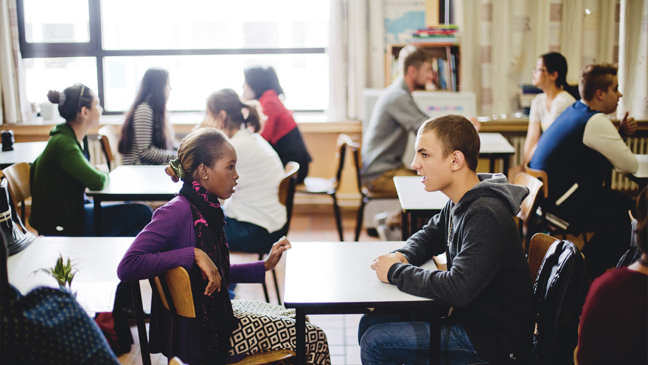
[[118, 207, 378, 365]]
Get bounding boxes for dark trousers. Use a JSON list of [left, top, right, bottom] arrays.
[[551, 188, 634, 279]]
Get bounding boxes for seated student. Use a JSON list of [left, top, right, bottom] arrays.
[[361, 115, 534, 364], [360, 45, 431, 197], [198, 89, 286, 254], [523, 52, 577, 164], [1, 230, 120, 364], [242, 66, 312, 184], [576, 187, 647, 365], [119, 67, 177, 165], [117, 128, 330, 365], [29, 84, 152, 237], [529, 63, 638, 280]]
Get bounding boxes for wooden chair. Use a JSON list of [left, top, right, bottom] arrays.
[[148, 267, 296, 365], [296, 134, 351, 241], [524, 163, 591, 246], [1, 162, 31, 223], [348, 140, 397, 241], [513, 172, 544, 253], [97, 125, 119, 171], [258, 162, 299, 304], [528, 233, 559, 283]]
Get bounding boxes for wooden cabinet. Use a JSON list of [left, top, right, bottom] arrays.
[[385, 43, 460, 91]]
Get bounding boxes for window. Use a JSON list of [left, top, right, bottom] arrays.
[[18, 0, 330, 113]]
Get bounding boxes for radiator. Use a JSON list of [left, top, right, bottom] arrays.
[[87, 138, 122, 168], [507, 135, 646, 192]]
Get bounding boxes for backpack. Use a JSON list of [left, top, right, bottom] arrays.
[[531, 240, 589, 365]]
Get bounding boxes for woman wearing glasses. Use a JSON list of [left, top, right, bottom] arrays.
[[29, 84, 152, 237], [523, 52, 578, 164]]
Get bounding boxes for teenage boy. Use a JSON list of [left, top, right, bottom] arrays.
[[360, 115, 534, 364], [529, 63, 638, 280]]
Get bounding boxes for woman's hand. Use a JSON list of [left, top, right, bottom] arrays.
[[264, 237, 292, 271], [194, 248, 221, 296]]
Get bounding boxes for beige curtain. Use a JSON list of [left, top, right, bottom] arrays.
[[457, 0, 620, 115], [328, 0, 369, 121], [617, 0, 648, 120], [0, 0, 30, 124]]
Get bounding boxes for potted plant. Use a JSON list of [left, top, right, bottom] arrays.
[[32, 253, 78, 295]]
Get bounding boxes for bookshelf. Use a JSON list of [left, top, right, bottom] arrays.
[[385, 43, 460, 91]]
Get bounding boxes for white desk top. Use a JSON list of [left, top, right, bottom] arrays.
[[87, 165, 179, 197], [284, 241, 437, 306], [634, 154, 647, 179], [478, 133, 516, 154], [7, 236, 134, 314], [0, 141, 47, 166], [394, 176, 449, 211]]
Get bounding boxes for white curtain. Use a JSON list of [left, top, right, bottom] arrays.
[[0, 0, 30, 124], [617, 0, 648, 120], [328, 0, 369, 121]]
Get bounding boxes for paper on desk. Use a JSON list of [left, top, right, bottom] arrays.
[[74, 282, 117, 314]]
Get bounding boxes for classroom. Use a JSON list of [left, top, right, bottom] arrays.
[[1, 1, 647, 365]]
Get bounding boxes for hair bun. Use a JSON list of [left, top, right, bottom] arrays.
[[165, 165, 180, 183], [47, 90, 61, 104]]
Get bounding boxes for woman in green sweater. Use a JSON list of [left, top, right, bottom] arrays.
[[30, 84, 152, 236]]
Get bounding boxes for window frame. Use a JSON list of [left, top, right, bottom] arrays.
[[16, 0, 327, 114]]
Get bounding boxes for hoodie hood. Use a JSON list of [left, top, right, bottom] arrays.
[[454, 173, 529, 217]]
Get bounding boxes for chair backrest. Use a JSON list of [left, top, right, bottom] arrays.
[[331, 134, 352, 190], [532, 239, 588, 365], [525, 163, 549, 199], [514, 172, 543, 224], [151, 267, 196, 319], [1, 163, 31, 226], [528, 233, 559, 282], [98, 125, 119, 171], [279, 162, 299, 235]]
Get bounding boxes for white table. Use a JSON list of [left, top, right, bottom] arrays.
[[284, 241, 443, 365], [394, 176, 450, 240], [479, 133, 516, 176], [0, 141, 47, 168], [86, 165, 179, 236], [7, 236, 133, 314]]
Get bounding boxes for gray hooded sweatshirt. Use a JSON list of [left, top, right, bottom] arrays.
[[388, 173, 534, 363]]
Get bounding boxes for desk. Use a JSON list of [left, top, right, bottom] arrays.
[[7, 236, 133, 314], [0, 141, 47, 168], [479, 133, 516, 176], [86, 165, 179, 236], [284, 241, 444, 365], [628, 154, 648, 189], [394, 176, 449, 240]]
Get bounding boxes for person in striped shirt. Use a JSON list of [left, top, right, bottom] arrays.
[[119, 68, 177, 165]]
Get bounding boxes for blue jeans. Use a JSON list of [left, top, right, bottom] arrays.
[[359, 313, 491, 365], [83, 202, 153, 237], [223, 217, 284, 254]]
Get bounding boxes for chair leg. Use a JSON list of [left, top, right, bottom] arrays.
[[257, 252, 271, 303], [331, 194, 344, 241], [272, 269, 282, 305], [262, 282, 271, 303], [355, 197, 367, 242]]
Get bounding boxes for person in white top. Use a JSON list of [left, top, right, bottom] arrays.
[[199, 88, 287, 254], [523, 53, 578, 164]]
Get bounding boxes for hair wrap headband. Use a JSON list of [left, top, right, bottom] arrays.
[[169, 158, 184, 179]]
